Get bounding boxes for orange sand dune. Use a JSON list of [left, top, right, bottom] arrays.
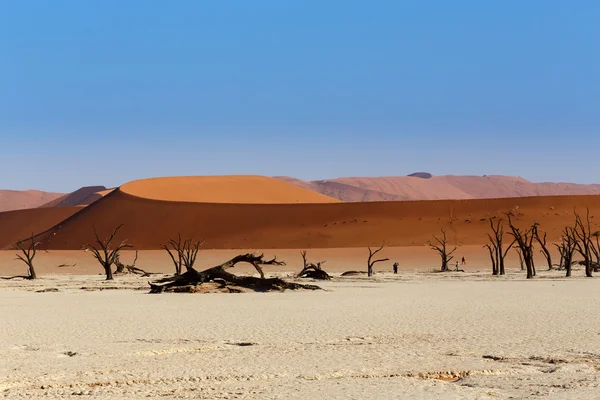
[[120, 176, 340, 204], [31, 181, 600, 250], [0, 190, 64, 212], [0, 207, 81, 249]]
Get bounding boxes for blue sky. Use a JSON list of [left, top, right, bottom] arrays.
[[1, 1, 599, 192]]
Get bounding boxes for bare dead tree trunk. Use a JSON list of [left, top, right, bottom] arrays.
[[484, 243, 497, 275], [558, 227, 577, 277], [429, 229, 457, 272], [297, 250, 330, 280], [532, 223, 552, 270], [367, 244, 389, 277], [485, 219, 515, 276], [572, 209, 594, 277], [84, 225, 132, 281], [149, 253, 321, 293], [516, 248, 524, 271], [506, 214, 535, 279], [3, 234, 41, 280]]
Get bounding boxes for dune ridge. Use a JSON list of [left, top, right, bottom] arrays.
[[120, 176, 340, 204], [276, 175, 600, 201], [39, 186, 108, 208]]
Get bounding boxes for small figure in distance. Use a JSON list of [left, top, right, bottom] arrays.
[[461, 256, 466, 266], [393, 262, 399, 274], [455, 261, 460, 271]]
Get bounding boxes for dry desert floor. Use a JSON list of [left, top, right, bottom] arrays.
[[1, 254, 600, 399]]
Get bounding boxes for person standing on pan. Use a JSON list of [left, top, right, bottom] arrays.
[[393, 262, 399, 274], [461, 256, 466, 266]]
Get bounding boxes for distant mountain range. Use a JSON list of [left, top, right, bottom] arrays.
[[2, 174, 600, 212], [274, 174, 600, 202]]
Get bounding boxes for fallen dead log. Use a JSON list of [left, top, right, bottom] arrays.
[[297, 250, 331, 280], [149, 253, 322, 293], [341, 270, 367, 276]]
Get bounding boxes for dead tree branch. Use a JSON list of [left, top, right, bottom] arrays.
[[572, 208, 594, 277], [84, 225, 133, 280], [532, 222, 552, 271], [367, 243, 389, 277], [429, 229, 457, 272], [485, 218, 515, 276], [506, 214, 536, 279], [1, 235, 40, 280]]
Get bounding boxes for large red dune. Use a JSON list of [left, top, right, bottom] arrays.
[[120, 176, 341, 204], [0, 207, 81, 249], [22, 173, 600, 250]]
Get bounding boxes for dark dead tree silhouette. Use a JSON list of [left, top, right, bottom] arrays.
[[162, 234, 183, 275], [429, 229, 457, 272], [149, 253, 321, 293], [162, 235, 205, 275], [484, 218, 515, 276], [297, 250, 330, 280], [532, 222, 553, 271], [555, 227, 577, 277], [516, 248, 524, 271], [114, 250, 152, 276], [84, 225, 132, 281], [572, 208, 594, 277], [2, 234, 41, 280], [367, 244, 389, 277], [506, 214, 536, 279]]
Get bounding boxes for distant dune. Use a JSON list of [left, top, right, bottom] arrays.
[[120, 176, 340, 204], [275, 174, 600, 201], [39, 186, 108, 208], [0, 190, 64, 212]]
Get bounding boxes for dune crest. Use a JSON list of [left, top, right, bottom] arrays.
[[120, 175, 340, 204]]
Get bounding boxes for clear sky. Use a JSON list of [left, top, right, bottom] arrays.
[[1, 1, 599, 192]]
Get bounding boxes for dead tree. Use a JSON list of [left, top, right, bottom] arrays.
[[367, 244, 389, 277], [555, 227, 577, 277], [590, 231, 600, 272], [572, 209, 594, 277], [149, 253, 321, 293], [2, 234, 40, 280], [114, 250, 152, 276], [84, 225, 132, 280], [484, 218, 515, 276], [297, 250, 330, 280], [429, 229, 457, 272], [506, 214, 536, 279], [162, 235, 204, 275], [516, 248, 524, 271], [532, 223, 552, 270]]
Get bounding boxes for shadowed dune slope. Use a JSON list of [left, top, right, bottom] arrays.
[[120, 176, 340, 203], [0, 190, 64, 212], [34, 187, 600, 250], [0, 207, 81, 249], [39, 186, 107, 208]]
